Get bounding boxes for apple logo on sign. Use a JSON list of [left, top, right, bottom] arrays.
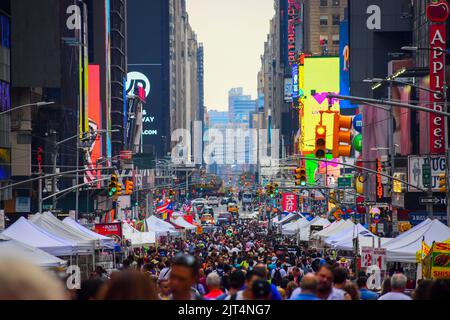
[[427, 0, 450, 23]]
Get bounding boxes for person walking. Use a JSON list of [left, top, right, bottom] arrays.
[[378, 273, 412, 300]]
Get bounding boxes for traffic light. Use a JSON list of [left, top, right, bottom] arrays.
[[108, 174, 118, 197], [438, 173, 447, 192], [295, 166, 307, 186], [125, 180, 134, 195], [116, 183, 123, 196], [332, 113, 353, 158], [315, 125, 327, 158], [329, 190, 336, 204]]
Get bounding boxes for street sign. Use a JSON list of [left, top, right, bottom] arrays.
[[422, 163, 431, 188], [338, 177, 352, 188], [361, 247, 373, 268], [373, 248, 387, 270], [375, 203, 389, 208], [408, 155, 446, 192], [419, 196, 446, 206]]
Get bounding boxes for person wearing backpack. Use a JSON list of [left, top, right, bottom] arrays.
[[270, 263, 287, 287]]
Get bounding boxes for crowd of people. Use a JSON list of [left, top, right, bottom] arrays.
[[0, 219, 449, 300]]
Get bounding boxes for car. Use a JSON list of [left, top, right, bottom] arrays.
[[242, 192, 252, 205], [207, 196, 219, 207], [192, 198, 207, 206], [227, 202, 239, 215], [201, 213, 215, 225], [221, 197, 230, 205], [241, 211, 259, 220], [216, 212, 233, 225]]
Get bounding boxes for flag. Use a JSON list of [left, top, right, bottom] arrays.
[[156, 199, 170, 214]]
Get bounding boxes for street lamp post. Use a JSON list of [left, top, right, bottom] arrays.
[[0, 101, 55, 116]]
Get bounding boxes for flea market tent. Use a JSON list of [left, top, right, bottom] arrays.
[[122, 223, 156, 246], [275, 213, 304, 226], [383, 219, 450, 263], [62, 217, 115, 249], [171, 216, 197, 230], [30, 213, 95, 253], [2, 217, 75, 256], [299, 218, 331, 241], [313, 220, 355, 240], [382, 218, 432, 247], [325, 224, 375, 246], [332, 236, 393, 252], [281, 217, 309, 236], [146, 216, 178, 235], [0, 234, 67, 268]]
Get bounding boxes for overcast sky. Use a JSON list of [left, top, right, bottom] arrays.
[[186, 0, 275, 111]]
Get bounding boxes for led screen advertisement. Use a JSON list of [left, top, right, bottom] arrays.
[[127, 0, 169, 157], [300, 57, 340, 153]]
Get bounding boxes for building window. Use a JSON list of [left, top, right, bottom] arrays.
[[320, 16, 328, 26], [332, 0, 340, 6], [332, 14, 341, 25], [332, 35, 340, 45], [320, 0, 328, 6]]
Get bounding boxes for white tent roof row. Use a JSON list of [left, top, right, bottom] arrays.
[[146, 216, 179, 236], [171, 216, 197, 230], [0, 234, 67, 268], [382, 219, 450, 263], [62, 217, 115, 249], [312, 219, 355, 240], [282, 216, 331, 241], [122, 223, 156, 246], [274, 213, 304, 226], [325, 223, 375, 246]]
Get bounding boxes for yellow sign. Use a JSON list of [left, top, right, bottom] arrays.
[[423, 242, 450, 279]]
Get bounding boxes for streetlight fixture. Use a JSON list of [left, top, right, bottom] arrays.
[[363, 78, 444, 98], [401, 46, 450, 54], [0, 101, 55, 116]]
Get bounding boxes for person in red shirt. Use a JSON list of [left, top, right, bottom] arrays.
[[203, 272, 224, 300]]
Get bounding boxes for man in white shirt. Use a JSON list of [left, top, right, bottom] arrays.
[[378, 273, 412, 300]]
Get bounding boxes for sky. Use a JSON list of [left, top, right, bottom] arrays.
[[186, 0, 275, 111]]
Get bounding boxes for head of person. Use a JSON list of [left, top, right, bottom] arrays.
[[97, 270, 158, 300], [229, 269, 246, 291], [206, 272, 221, 291], [315, 264, 334, 294], [168, 253, 199, 300], [251, 279, 272, 300], [292, 267, 301, 277], [413, 279, 433, 300], [300, 273, 318, 296], [332, 267, 348, 287], [244, 270, 264, 294], [0, 260, 68, 300], [428, 279, 450, 300], [285, 281, 299, 299], [356, 276, 369, 289], [158, 279, 171, 297], [390, 273, 407, 293], [381, 276, 392, 295], [343, 281, 360, 300], [76, 279, 104, 300]]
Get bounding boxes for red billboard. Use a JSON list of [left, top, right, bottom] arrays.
[[94, 222, 122, 244], [282, 193, 298, 213], [427, 1, 448, 154]]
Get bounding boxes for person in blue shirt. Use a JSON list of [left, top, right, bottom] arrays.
[[290, 273, 320, 300], [357, 276, 379, 300]]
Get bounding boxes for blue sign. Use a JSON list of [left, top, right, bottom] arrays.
[[353, 113, 363, 133], [292, 64, 299, 99], [0, 81, 10, 113], [339, 19, 355, 110], [409, 212, 448, 226]]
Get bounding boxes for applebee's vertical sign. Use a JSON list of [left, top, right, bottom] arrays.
[[282, 193, 298, 212], [427, 0, 449, 154]]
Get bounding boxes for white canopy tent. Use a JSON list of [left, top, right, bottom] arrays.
[[122, 223, 156, 246], [382, 218, 432, 247], [299, 218, 331, 241], [171, 216, 197, 230], [383, 219, 450, 263], [2, 217, 75, 256], [274, 213, 303, 226], [282, 217, 311, 236], [62, 217, 115, 249], [313, 220, 355, 240], [325, 223, 375, 246], [332, 236, 393, 252], [146, 216, 178, 236], [30, 213, 95, 253], [0, 234, 67, 268]]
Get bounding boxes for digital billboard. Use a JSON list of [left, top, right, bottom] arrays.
[[0, 148, 10, 180], [127, 0, 170, 157], [300, 57, 340, 153]]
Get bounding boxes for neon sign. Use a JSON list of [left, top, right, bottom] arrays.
[[377, 158, 383, 200], [287, 0, 300, 66]]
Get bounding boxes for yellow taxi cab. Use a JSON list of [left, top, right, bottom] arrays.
[[227, 203, 239, 214], [200, 213, 215, 225]]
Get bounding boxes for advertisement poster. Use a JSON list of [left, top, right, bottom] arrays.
[[424, 242, 450, 279], [94, 222, 123, 244], [282, 193, 298, 213]]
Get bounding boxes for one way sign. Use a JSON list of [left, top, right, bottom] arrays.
[[419, 197, 446, 206]]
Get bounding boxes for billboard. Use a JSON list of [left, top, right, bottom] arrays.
[[339, 18, 356, 113], [127, 0, 169, 157], [300, 57, 340, 153], [282, 193, 298, 213], [0, 148, 10, 180], [408, 155, 446, 192]]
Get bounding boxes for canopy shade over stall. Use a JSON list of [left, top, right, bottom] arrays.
[[2, 217, 75, 256], [30, 213, 95, 253], [332, 236, 393, 252], [383, 219, 450, 263], [325, 224, 375, 246], [382, 218, 432, 247], [146, 216, 178, 235], [274, 213, 304, 226], [313, 220, 355, 240], [62, 217, 116, 249], [282, 218, 310, 236], [300, 218, 331, 241], [122, 223, 156, 246], [171, 216, 197, 230], [0, 234, 67, 268]]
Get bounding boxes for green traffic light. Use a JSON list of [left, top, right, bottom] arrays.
[[301, 181, 306, 186]]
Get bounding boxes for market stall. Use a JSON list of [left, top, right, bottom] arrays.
[[171, 216, 197, 231], [122, 222, 156, 246], [63, 217, 116, 249], [0, 234, 67, 268]]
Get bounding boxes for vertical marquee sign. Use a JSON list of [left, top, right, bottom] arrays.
[[427, 0, 449, 154], [287, 0, 300, 66], [376, 158, 383, 201], [282, 193, 298, 213]]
